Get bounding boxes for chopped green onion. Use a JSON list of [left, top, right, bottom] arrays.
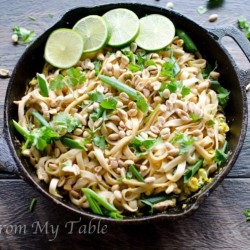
[[129, 165, 144, 182], [98, 74, 148, 113], [214, 140, 228, 165], [176, 29, 198, 53], [29, 198, 37, 212], [13, 120, 30, 138], [61, 137, 87, 150], [37, 73, 49, 97], [32, 111, 50, 127], [184, 159, 204, 183], [85, 193, 103, 215], [82, 188, 117, 212]]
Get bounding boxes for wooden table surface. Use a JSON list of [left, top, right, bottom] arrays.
[[0, 0, 250, 249]]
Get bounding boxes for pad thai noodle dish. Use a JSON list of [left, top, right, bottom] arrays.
[[13, 9, 230, 219]]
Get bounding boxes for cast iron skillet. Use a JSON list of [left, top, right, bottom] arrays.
[[0, 3, 249, 223]]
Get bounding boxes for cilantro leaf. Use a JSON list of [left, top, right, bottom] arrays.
[[12, 26, 36, 44], [217, 86, 230, 107], [181, 86, 191, 97], [100, 97, 117, 110], [88, 91, 105, 103], [161, 57, 180, 79], [171, 133, 196, 155], [238, 16, 250, 39], [93, 60, 102, 76], [244, 209, 250, 221], [129, 63, 143, 73], [65, 68, 86, 87], [130, 136, 161, 156], [121, 47, 135, 62], [190, 113, 202, 122], [49, 74, 64, 91], [90, 107, 106, 121], [28, 126, 59, 151], [51, 113, 81, 135], [93, 135, 106, 150]]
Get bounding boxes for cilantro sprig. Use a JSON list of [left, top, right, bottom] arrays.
[[50, 68, 86, 92], [12, 26, 36, 45], [171, 133, 196, 155], [130, 136, 161, 157]]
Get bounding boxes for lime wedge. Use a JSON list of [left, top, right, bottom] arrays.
[[135, 14, 175, 51], [44, 28, 83, 69], [103, 8, 139, 47], [73, 15, 109, 53]]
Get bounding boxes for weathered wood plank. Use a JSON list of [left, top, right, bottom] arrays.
[[0, 178, 249, 249]]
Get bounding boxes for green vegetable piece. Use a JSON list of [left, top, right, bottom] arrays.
[[176, 29, 198, 53], [29, 198, 37, 212], [100, 97, 117, 110], [13, 120, 30, 138], [82, 188, 117, 212], [32, 111, 50, 127], [85, 193, 103, 215], [51, 113, 80, 134], [171, 133, 196, 155], [107, 211, 123, 219], [49, 74, 64, 91], [90, 107, 106, 121], [65, 68, 86, 87], [28, 16, 36, 21], [208, 0, 224, 8], [12, 26, 36, 44], [93, 60, 102, 75], [130, 136, 160, 157], [161, 58, 180, 78], [129, 165, 144, 182], [214, 140, 228, 165], [93, 135, 106, 150], [181, 85, 191, 97], [99, 74, 148, 113], [210, 80, 230, 107], [61, 137, 89, 150], [244, 209, 250, 221], [190, 112, 201, 122], [141, 194, 175, 214], [184, 159, 204, 183], [88, 91, 105, 102], [129, 63, 142, 73], [37, 73, 49, 97]]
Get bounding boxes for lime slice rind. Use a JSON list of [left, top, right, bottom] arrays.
[[73, 15, 109, 53], [103, 8, 139, 47], [135, 14, 175, 51], [44, 28, 83, 69]]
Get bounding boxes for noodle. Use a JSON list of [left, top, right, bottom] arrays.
[[14, 36, 229, 217]]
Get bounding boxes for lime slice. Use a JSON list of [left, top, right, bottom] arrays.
[[73, 15, 109, 53], [44, 28, 83, 69], [103, 8, 139, 47], [135, 14, 175, 51]]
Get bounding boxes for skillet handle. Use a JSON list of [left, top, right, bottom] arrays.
[[208, 26, 250, 88], [0, 128, 20, 175]]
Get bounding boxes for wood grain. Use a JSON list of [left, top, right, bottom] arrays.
[[0, 0, 250, 249], [0, 179, 250, 249]]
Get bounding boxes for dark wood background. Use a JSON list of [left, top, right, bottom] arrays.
[[0, 0, 250, 249]]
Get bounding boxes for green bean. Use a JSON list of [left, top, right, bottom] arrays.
[[37, 73, 49, 97], [129, 165, 144, 182], [85, 193, 103, 215], [32, 111, 50, 127], [13, 120, 30, 138], [98, 75, 148, 113], [61, 137, 85, 150], [176, 29, 198, 53], [82, 188, 117, 212]]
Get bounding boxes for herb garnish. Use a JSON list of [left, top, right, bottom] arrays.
[[183, 159, 204, 183], [238, 16, 250, 39], [171, 133, 196, 155], [12, 26, 36, 45], [214, 140, 228, 165]]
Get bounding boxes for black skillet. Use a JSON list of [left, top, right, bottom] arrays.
[[0, 3, 249, 223]]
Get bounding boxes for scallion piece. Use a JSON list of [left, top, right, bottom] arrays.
[[61, 137, 85, 150], [82, 188, 117, 212], [176, 29, 198, 53], [214, 140, 228, 165], [37, 73, 49, 97], [32, 111, 50, 127], [29, 198, 37, 212], [183, 159, 204, 183], [129, 165, 144, 182], [85, 193, 103, 215], [98, 74, 148, 113], [13, 120, 30, 138]]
